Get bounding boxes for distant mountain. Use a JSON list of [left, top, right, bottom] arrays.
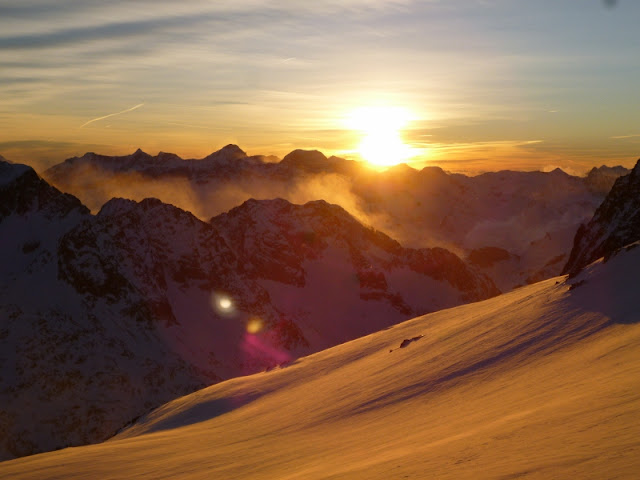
[[583, 164, 631, 194], [40, 147, 627, 291], [0, 161, 496, 460], [563, 159, 640, 276]]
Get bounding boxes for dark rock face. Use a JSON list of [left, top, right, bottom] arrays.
[[0, 161, 88, 221], [563, 159, 640, 276]]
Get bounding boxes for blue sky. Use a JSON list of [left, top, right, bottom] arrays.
[[0, 0, 638, 173]]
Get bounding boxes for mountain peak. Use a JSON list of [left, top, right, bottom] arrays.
[[131, 148, 151, 159], [203, 144, 247, 163], [220, 144, 245, 155], [0, 159, 33, 187], [0, 160, 88, 220], [281, 149, 327, 163]]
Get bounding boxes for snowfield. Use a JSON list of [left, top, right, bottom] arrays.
[[2, 243, 638, 479]]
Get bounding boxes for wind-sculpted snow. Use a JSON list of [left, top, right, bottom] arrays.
[[3, 236, 639, 479], [0, 161, 498, 460], [564, 158, 640, 276], [41, 146, 619, 291]]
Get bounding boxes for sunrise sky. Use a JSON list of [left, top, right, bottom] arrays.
[[1, 0, 639, 173]]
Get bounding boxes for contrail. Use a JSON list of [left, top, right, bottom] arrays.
[[80, 103, 144, 128]]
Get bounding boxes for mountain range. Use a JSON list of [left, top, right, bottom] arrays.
[[2, 172, 639, 478], [1, 149, 638, 471], [0, 159, 497, 460], [42, 146, 629, 292]]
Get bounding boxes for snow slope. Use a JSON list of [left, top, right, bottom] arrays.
[[3, 242, 638, 479]]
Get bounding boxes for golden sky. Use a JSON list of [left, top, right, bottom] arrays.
[[0, 0, 639, 174]]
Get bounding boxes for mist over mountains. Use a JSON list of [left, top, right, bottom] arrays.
[[1, 153, 639, 478], [1, 147, 638, 467], [42, 146, 629, 291], [0, 159, 496, 459]]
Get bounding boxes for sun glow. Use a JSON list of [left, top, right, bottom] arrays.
[[346, 106, 415, 167]]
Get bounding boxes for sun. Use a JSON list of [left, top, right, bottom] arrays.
[[346, 106, 415, 167]]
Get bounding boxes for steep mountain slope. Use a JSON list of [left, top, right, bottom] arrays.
[[3, 238, 638, 479], [0, 164, 218, 460], [212, 198, 498, 350], [563, 158, 640, 276], [41, 147, 617, 291], [0, 161, 496, 460]]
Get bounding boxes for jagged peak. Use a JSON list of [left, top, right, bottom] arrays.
[[131, 148, 152, 159], [223, 197, 354, 221], [97, 196, 200, 225]]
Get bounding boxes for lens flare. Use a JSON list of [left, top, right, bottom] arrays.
[[211, 293, 235, 316], [246, 317, 264, 334], [219, 297, 232, 310]]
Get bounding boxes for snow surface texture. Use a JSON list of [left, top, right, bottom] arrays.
[[42, 147, 620, 291], [2, 241, 639, 479], [0, 161, 496, 460], [563, 158, 640, 276]]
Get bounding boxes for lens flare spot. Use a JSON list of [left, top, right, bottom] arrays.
[[211, 293, 235, 316], [247, 317, 263, 334], [219, 297, 232, 310]]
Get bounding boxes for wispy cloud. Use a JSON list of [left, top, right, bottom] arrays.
[[80, 103, 144, 128], [610, 134, 640, 139]]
